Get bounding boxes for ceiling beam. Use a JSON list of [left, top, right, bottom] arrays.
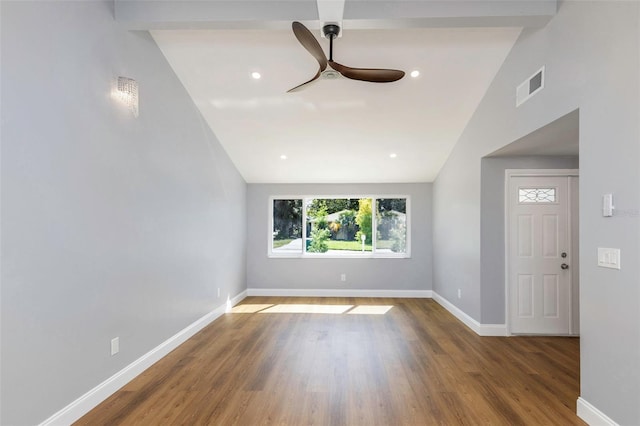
[[115, 0, 556, 30], [115, 1, 318, 30], [344, 0, 557, 29]]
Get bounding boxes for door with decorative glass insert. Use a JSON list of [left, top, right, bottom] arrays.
[[508, 174, 577, 335]]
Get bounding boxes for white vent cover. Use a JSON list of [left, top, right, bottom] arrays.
[[516, 66, 545, 107]]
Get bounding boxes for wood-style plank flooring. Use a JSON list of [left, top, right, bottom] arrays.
[[76, 297, 584, 425]]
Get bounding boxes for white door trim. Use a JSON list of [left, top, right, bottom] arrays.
[[504, 169, 579, 336]]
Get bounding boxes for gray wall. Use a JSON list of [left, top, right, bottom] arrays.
[[433, 1, 639, 423], [0, 2, 247, 424], [480, 155, 579, 324], [247, 183, 432, 292]]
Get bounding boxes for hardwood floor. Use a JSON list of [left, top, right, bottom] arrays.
[[76, 297, 584, 425]]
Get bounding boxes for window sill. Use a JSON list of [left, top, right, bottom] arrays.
[[268, 253, 411, 259]]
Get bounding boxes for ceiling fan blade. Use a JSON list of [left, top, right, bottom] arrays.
[[287, 68, 322, 93], [292, 21, 328, 71], [329, 60, 405, 83]]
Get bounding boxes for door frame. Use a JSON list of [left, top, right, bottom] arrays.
[[504, 169, 579, 336]]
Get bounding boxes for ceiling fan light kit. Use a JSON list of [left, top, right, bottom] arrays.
[[287, 21, 405, 93]]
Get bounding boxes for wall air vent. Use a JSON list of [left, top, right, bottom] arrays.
[[516, 66, 545, 107]]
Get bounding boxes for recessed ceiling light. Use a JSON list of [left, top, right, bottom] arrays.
[[251, 72, 261, 79], [410, 70, 420, 78], [389, 153, 397, 159], [280, 154, 287, 160]]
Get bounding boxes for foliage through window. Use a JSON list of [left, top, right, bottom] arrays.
[[376, 198, 407, 254], [272, 199, 303, 253], [271, 197, 409, 257]]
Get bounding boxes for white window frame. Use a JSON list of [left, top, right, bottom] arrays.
[[268, 195, 411, 259]]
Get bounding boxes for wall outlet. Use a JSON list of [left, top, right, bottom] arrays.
[[111, 337, 119, 356], [340, 273, 346, 282], [217, 287, 221, 298], [457, 289, 462, 299]]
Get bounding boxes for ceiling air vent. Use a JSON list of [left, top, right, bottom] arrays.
[[516, 66, 545, 107]]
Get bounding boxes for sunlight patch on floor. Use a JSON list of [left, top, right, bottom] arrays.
[[347, 305, 393, 315], [231, 303, 395, 315], [259, 304, 353, 314], [231, 304, 274, 313]]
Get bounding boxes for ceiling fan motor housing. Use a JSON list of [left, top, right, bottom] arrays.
[[322, 24, 340, 39]]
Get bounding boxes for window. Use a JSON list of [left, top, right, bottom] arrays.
[[272, 199, 303, 254], [270, 196, 410, 257], [376, 198, 407, 254], [518, 188, 556, 203]]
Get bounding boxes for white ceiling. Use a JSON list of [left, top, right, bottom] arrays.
[[152, 26, 521, 183]]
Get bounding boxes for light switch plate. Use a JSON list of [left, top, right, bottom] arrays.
[[111, 337, 120, 356], [597, 247, 621, 269]]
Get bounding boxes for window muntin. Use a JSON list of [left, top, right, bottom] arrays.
[[270, 196, 410, 258]]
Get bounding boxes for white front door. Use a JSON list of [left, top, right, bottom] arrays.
[[508, 174, 577, 335]]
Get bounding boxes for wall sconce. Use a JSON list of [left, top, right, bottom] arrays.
[[116, 76, 139, 117]]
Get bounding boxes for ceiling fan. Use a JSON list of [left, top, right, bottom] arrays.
[[288, 21, 405, 92]]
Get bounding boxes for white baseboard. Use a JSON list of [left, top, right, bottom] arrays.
[[39, 290, 248, 426], [431, 292, 507, 336], [246, 288, 433, 298], [577, 397, 618, 426]]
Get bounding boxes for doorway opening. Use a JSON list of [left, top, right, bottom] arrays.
[[480, 108, 579, 335]]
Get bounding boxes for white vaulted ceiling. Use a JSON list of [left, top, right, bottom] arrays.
[[117, 1, 555, 183]]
